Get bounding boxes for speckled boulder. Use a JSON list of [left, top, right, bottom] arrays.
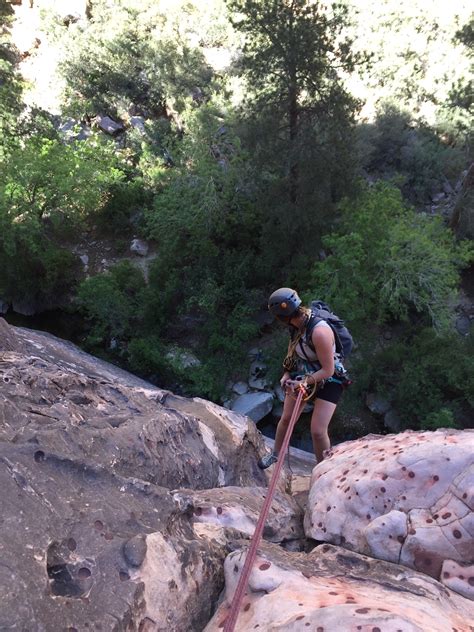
[[304, 430, 474, 599], [204, 541, 474, 631]]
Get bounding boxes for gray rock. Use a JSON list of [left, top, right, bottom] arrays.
[[123, 535, 147, 567], [129, 116, 146, 134], [248, 347, 262, 360], [97, 116, 125, 136], [271, 402, 283, 418], [248, 376, 270, 390], [79, 254, 89, 266], [274, 384, 285, 403], [59, 118, 91, 141], [231, 392, 274, 422], [366, 393, 391, 416], [455, 314, 471, 336], [130, 238, 149, 257], [443, 180, 454, 195], [0, 299, 9, 314], [384, 408, 402, 432], [58, 118, 78, 134], [166, 347, 201, 369], [11, 298, 36, 316], [232, 381, 249, 396], [249, 359, 267, 379]]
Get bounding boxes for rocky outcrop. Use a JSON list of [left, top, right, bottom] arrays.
[[0, 318, 291, 630], [304, 431, 474, 600], [1, 318, 473, 629], [205, 541, 474, 631], [172, 486, 304, 548]]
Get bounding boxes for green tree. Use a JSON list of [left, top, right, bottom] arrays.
[[225, 0, 364, 280], [0, 0, 24, 155], [228, 0, 361, 203], [356, 102, 466, 204], [0, 132, 124, 308], [309, 181, 473, 333], [444, 14, 474, 144], [141, 104, 260, 396], [367, 328, 474, 429], [58, 0, 215, 121], [76, 260, 146, 347]]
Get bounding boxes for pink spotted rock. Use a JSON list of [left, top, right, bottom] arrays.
[[304, 430, 474, 600], [204, 542, 474, 631]]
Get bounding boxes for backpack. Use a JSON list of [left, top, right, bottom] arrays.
[[305, 300, 353, 359]]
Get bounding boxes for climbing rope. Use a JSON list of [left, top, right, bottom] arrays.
[[223, 384, 307, 632]]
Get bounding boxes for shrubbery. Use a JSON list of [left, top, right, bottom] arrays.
[[1, 0, 472, 431], [309, 181, 473, 334]]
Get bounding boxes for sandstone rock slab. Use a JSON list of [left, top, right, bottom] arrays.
[[204, 542, 474, 631], [173, 485, 304, 547]]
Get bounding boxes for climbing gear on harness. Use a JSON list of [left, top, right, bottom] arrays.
[[286, 374, 318, 401], [224, 385, 306, 632], [257, 452, 278, 469], [268, 287, 301, 317]]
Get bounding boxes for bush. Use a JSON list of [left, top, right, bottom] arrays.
[[127, 336, 172, 381], [366, 328, 473, 429], [76, 261, 146, 347], [309, 181, 473, 334], [421, 408, 458, 431], [357, 103, 466, 204]]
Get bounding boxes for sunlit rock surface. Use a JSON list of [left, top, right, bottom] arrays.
[[205, 542, 474, 632], [0, 319, 274, 630], [172, 486, 304, 547], [2, 318, 473, 629], [304, 430, 474, 598]]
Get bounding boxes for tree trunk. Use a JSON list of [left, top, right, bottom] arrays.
[[449, 162, 474, 240], [288, 82, 299, 205]]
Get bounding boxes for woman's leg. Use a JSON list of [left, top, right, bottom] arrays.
[[311, 398, 337, 463], [273, 392, 305, 455]]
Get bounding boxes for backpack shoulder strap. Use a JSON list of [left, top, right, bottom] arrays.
[[306, 311, 344, 356]]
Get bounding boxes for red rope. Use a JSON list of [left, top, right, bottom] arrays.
[[223, 386, 305, 632]]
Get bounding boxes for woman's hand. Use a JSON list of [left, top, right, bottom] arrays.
[[280, 371, 291, 389]]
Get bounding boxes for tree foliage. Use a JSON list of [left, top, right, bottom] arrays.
[[229, 0, 361, 195], [0, 127, 125, 308], [1, 0, 472, 426], [58, 0, 217, 120], [309, 182, 473, 333]]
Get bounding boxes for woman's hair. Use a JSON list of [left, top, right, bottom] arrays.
[[296, 306, 311, 319], [282, 306, 311, 370]]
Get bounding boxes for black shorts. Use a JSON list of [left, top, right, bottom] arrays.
[[315, 379, 343, 405], [290, 373, 344, 405]]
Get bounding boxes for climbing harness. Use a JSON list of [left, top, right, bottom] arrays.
[[223, 384, 307, 632]]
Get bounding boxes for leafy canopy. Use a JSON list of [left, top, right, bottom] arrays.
[[309, 181, 473, 333]]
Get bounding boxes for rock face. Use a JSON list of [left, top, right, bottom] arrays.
[[205, 541, 474, 631], [1, 318, 473, 630], [172, 486, 304, 548], [231, 391, 274, 422], [304, 431, 474, 599], [0, 318, 284, 631]]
